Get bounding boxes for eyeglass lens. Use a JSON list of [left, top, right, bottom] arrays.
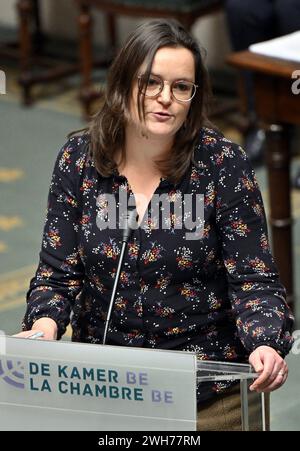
[[139, 75, 196, 101]]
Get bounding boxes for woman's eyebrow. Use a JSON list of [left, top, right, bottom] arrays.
[[151, 71, 194, 82]]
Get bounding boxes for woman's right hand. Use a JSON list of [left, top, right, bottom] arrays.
[[13, 317, 58, 341]]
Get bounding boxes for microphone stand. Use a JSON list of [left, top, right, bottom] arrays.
[[102, 208, 139, 345]]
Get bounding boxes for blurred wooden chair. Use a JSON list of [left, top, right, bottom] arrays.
[[0, 0, 115, 106], [74, 0, 224, 117], [0, 0, 80, 105]]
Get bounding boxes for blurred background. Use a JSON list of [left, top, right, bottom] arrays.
[[0, 0, 299, 430]]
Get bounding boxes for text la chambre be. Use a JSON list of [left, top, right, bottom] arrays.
[[28, 362, 174, 403]]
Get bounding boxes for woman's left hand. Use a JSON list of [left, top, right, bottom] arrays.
[[248, 345, 288, 392]]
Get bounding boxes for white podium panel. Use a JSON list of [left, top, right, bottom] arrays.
[[0, 337, 265, 431], [0, 337, 197, 431]]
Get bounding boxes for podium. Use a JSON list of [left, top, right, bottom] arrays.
[[197, 360, 267, 431], [0, 336, 266, 431]]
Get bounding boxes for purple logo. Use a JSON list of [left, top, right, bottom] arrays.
[[0, 360, 25, 389]]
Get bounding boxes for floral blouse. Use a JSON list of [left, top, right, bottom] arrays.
[[23, 127, 294, 402]]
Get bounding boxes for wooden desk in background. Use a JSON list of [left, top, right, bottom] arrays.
[[227, 50, 300, 312]]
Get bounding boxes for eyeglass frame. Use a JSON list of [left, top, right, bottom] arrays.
[[137, 73, 199, 102]]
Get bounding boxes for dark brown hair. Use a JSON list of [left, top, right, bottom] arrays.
[[81, 19, 212, 184]]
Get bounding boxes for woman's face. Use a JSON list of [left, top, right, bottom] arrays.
[[128, 46, 195, 140]]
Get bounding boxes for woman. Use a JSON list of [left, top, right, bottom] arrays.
[[16, 19, 294, 430]]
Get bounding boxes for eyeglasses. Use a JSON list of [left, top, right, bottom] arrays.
[[137, 73, 198, 102]]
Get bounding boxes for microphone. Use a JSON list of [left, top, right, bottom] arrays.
[[102, 207, 139, 345], [122, 208, 139, 243]]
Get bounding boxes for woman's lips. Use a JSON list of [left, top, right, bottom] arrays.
[[151, 112, 173, 121]]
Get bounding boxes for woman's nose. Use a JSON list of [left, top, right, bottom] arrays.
[[157, 84, 172, 104]]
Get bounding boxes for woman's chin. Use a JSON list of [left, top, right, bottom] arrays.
[[145, 124, 177, 139]]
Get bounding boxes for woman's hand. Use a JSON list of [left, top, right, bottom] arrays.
[[13, 317, 58, 341], [249, 345, 288, 392]]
